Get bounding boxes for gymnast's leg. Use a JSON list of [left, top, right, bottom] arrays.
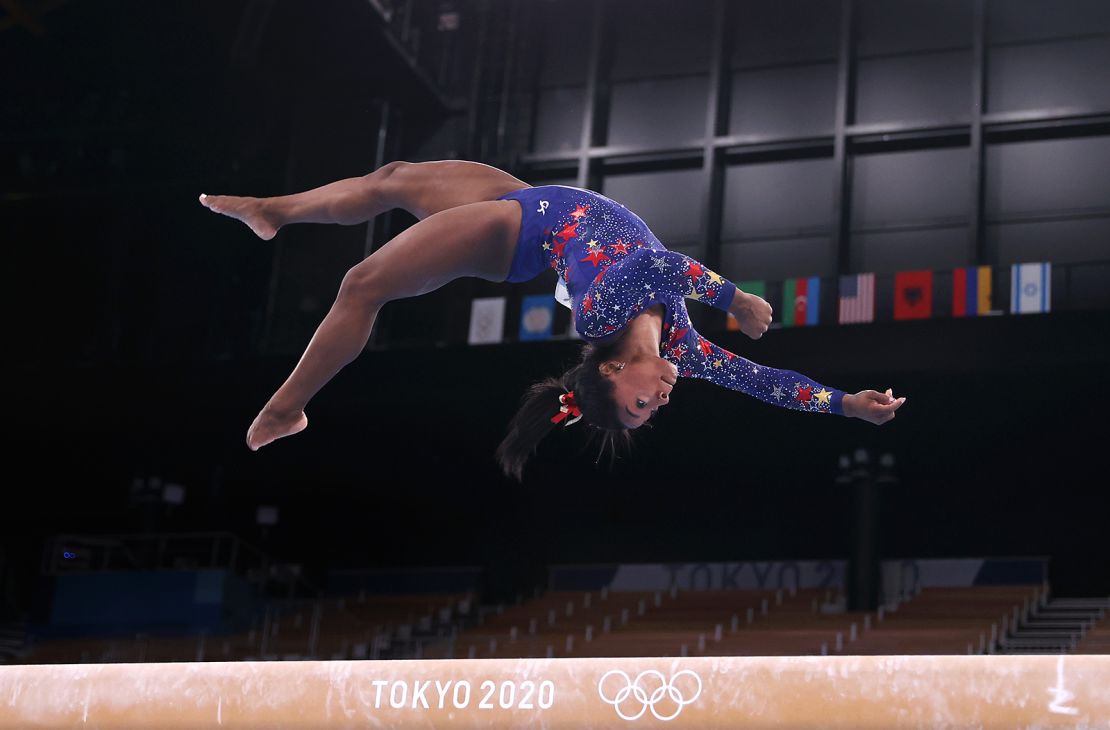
[[199, 160, 529, 238], [245, 198, 523, 450]]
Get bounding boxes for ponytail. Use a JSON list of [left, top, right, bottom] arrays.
[[495, 333, 638, 482]]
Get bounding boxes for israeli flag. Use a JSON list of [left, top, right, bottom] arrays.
[[519, 295, 555, 341], [1010, 262, 1051, 314]]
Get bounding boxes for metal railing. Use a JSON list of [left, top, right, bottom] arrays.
[[42, 531, 270, 576]]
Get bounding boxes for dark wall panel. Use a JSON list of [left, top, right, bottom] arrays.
[[987, 219, 1110, 266], [854, 227, 970, 274], [856, 0, 973, 56], [720, 236, 834, 280], [987, 0, 1110, 44], [602, 169, 704, 244], [722, 158, 835, 237], [985, 136, 1110, 216], [855, 51, 971, 124], [987, 37, 1110, 113], [608, 76, 708, 148], [533, 87, 585, 154], [852, 147, 970, 226], [610, 0, 712, 80], [535, 0, 591, 85], [1067, 261, 1110, 309], [729, 64, 837, 138], [731, 0, 839, 68]]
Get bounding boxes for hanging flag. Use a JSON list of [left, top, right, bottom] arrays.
[[893, 270, 933, 320], [1010, 261, 1051, 314], [782, 277, 820, 327], [519, 295, 555, 341], [952, 265, 992, 317], [727, 280, 765, 331], [838, 273, 875, 324], [467, 296, 506, 344]]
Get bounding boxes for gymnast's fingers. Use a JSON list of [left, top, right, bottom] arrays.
[[862, 389, 888, 404], [882, 396, 907, 411]]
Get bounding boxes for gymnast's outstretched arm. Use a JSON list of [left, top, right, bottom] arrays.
[[664, 322, 906, 424]]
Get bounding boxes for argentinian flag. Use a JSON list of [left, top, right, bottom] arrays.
[[1010, 262, 1051, 314]]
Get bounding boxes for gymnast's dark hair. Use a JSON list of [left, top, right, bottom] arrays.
[[496, 331, 641, 483]]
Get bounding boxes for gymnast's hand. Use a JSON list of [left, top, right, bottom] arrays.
[[730, 290, 773, 339], [843, 388, 906, 425]]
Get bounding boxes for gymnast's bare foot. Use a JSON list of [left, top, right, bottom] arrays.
[[199, 193, 280, 241], [246, 406, 308, 451]]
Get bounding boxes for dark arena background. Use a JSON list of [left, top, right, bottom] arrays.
[[2, 1, 1108, 727]]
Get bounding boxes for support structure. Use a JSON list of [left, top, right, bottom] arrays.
[[576, 1, 610, 192], [831, 0, 856, 276], [699, 0, 732, 277], [2, 655, 1107, 728], [968, 0, 987, 266]]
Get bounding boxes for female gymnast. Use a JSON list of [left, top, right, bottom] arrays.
[[200, 160, 906, 480]]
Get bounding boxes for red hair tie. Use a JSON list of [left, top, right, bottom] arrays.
[[551, 390, 583, 426]]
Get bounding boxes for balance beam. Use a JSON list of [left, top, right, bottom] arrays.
[[2, 655, 1107, 728]]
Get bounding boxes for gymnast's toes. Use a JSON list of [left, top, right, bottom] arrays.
[[199, 193, 223, 212]]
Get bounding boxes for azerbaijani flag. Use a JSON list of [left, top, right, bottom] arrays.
[[1010, 261, 1051, 314], [782, 277, 820, 327], [893, 270, 933, 320], [727, 279, 765, 331]]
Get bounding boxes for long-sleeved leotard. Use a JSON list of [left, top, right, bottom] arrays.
[[497, 184, 847, 416]]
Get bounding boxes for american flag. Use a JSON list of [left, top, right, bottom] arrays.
[[838, 273, 875, 324]]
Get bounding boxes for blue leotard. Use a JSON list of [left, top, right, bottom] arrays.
[[497, 185, 846, 416]]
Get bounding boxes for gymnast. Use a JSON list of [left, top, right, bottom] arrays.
[[199, 160, 905, 480]]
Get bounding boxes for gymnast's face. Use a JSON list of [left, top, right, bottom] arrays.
[[599, 356, 678, 429]]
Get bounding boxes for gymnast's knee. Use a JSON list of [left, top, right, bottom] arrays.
[[337, 264, 387, 307], [357, 160, 411, 211], [365, 160, 409, 181]]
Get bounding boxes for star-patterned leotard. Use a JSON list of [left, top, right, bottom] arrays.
[[497, 185, 847, 416]]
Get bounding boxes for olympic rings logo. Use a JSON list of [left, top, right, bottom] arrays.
[[597, 669, 703, 721]]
